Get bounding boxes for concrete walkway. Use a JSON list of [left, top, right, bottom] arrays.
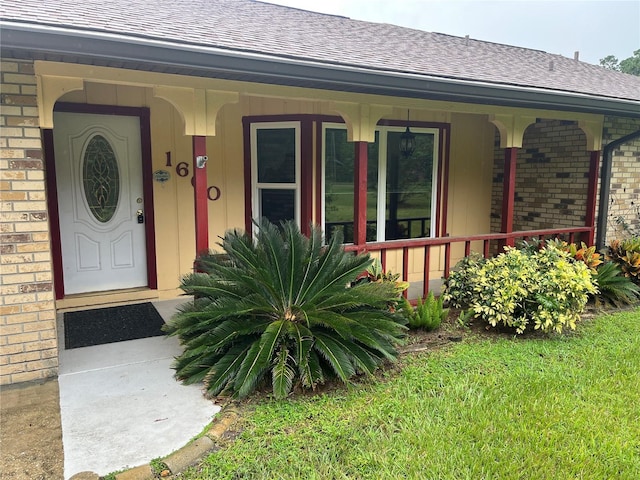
[[58, 299, 220, 479]]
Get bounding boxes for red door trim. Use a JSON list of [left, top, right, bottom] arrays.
[[43, 129, 65, 299], [46, 103, 157, 299], [139, 108, 157, 289]]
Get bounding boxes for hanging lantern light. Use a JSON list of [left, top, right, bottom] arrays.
[[399, 109, 416, 158]]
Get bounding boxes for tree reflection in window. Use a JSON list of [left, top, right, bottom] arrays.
[[324, 126, 437, 243]]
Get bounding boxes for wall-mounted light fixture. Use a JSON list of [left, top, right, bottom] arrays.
[[196, 155, 208, 168]]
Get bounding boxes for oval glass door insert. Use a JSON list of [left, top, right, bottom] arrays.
[[83, 134, 120, 223]]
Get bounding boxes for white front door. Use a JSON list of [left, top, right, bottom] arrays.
[[53, 112, 148, 295]]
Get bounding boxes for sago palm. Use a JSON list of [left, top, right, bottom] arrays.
[[593, 261, 640, 305], [164, 220, 407, 399]]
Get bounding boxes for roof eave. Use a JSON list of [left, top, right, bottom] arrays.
[[1, 22, 639, 118]]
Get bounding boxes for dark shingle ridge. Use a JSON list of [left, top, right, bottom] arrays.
[[431, 32, 547, 55], [1, 0, 638, 101]]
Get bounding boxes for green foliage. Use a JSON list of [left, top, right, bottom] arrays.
[[519, 239, 637, 305], [516, 237, 542, 254], [549, 239, 603, 272], [526, 238, 603, 272], [150, 458, 170, 477], [400, 292, 448, 331], [599, 54, 621, 71], [443, 245, 596, 334], [164, 220, 407, 399], [600, 49, 640, 76], [352, 258, 409, 299], [607, 236, 640, 285], [620, 49, 640, 76], [182, 309, 640, 480], [103, 470, 126, 480], [442, 252, 487, 309], [593, 261, 640, 306]]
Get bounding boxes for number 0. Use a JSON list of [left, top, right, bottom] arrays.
[[207, 186, 221, 201]]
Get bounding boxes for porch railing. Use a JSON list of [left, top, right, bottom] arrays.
[[343, 226, 592, 300], [326, 216, 431, 242]]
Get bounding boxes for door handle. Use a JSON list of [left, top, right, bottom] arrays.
[[136, 209, 144, 224]]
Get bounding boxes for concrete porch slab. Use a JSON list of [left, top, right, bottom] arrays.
[[58, 298, 219, 479]]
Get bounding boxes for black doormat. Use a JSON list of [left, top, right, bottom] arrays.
[[64, 302, 166, 349]]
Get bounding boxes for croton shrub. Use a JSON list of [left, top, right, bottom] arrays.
[[443, 243, 596, 334]]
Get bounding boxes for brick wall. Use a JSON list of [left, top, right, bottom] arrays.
[[1, 58, 58, 385], [490, 117, 640, 247], [601, 116, 640, 244], [491, 119, 591, 234]]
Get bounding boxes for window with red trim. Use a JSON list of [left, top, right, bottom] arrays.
[[249, 122, 301, 229], [322, 124, 441, 243], [243, 116, 447, 242]]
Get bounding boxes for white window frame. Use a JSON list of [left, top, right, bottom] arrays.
[[322, 124, 440, 243], [321, 122, 349, 240], [250, 122, 301, 233]]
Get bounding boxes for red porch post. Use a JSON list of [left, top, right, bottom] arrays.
[[500, 147, 518, 248], [584, 150, 600, 245], [193, 135, 209, 256], [354, 141, 368, 246], [300, 121, 313, 236]]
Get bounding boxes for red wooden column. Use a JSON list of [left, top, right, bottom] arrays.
[[353, 141, 368, 246], [300, 121, 313, 236], [584, 150, 601, 245], [501, 147, 518, 248], [193, 135, 209, 256]]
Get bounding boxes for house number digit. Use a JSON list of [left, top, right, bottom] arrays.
[[207, 186, 221, 201], [165, 151, 172, 167], [176, 160, 220, 201], [176, 162, 189, 177]]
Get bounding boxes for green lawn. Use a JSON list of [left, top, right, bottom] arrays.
[[182, 309, 640, 479], [326, 183, 431, 222]]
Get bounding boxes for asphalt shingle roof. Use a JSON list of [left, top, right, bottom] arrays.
[[1, 0, 639, 102]]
